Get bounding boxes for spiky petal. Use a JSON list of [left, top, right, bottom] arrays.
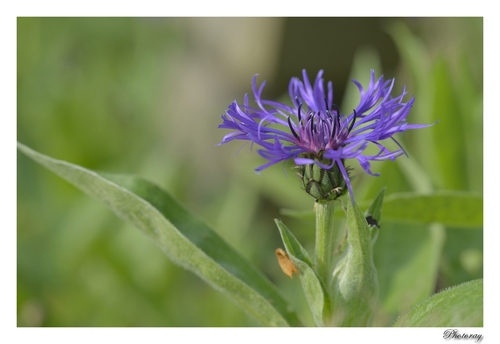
[[218, 70, 434, 202]]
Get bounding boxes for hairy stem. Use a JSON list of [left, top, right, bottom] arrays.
[[314, 200, 335, 283]]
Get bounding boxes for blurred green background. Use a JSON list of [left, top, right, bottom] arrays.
[[17, 17, 483, 326]]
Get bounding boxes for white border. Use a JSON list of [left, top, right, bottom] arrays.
[[5, 4, 496, 344]]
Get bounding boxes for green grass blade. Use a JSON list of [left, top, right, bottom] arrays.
[[17, 142, 300, 327]]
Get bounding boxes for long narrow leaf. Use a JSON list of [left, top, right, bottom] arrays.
[[281, 191, 482, 229], [275, 219, 326, 327], [17, 142, 300, 327]]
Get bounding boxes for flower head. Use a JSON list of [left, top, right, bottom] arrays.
[[218, 70, 433, 202]]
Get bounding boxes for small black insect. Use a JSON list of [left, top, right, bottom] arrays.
[[365, 215, 380, 228]]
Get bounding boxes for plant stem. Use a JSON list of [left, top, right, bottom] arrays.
[[314, 200, 335, 283]]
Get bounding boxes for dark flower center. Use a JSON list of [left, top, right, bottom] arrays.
[[287, 100, 357, 155]]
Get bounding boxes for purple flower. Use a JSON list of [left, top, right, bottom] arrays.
[[218, 70, 433, 202]]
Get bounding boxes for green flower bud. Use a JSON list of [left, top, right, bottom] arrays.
[[328, 193, 379, 326], [296, 154, 348, 201]]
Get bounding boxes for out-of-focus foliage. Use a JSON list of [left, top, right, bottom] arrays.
[[17, 17, 482, 326]]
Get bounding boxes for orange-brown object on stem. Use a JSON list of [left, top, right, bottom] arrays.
[[275, 248, 298, 278]]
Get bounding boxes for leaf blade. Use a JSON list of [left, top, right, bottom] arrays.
[[394, 279, 483, 327], [275, 219, 326, 327], [382, 191, 483, 228], [281, 191, 483, 228], [17, 142, 299, 327]]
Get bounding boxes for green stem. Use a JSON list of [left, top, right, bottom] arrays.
[[314, 200, 335, 283]]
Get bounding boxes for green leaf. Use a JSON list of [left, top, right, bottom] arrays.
[[364, 187, 385, 223], [455, 49, 483, 194], [394, 279, 483, 327], [281, 191, 483, 229], [364, 187, 385, 244], [17, 142, 300, 327], [386, 21, 430, 95], [382, 191, 482, 228], [427, 59, 468, 190], [275, 219, 326, 327], [388, 21, 482, 194], [330, 194, 378, 326], [275, 219, 313, 267], [373, 222, 445, 325]]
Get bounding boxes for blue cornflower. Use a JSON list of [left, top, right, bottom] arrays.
[[218, 70, 433, 202]]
